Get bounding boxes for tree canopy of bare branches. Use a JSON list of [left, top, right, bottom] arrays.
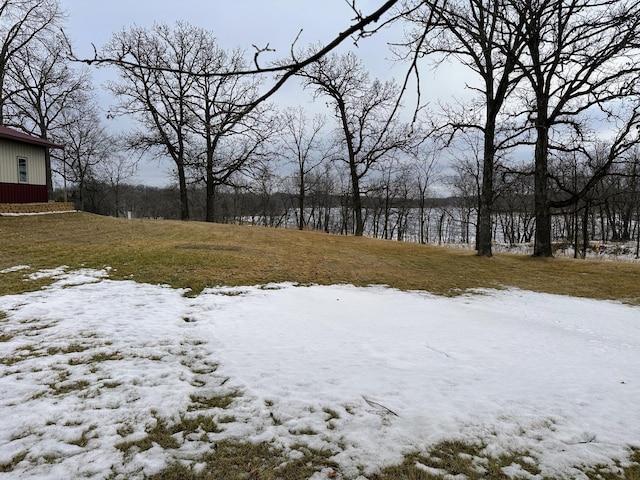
[[401, 0, 528, 256], [106, 22, 281, 222], [0, 0, 64, 123], [277, 106, 331, 230], [299, 51, 415, 236], [4, 32, 92, 197], [511, 0, 640, 256]]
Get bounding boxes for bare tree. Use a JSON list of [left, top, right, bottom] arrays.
[[510, 0, 640, 256], [0, 0, 64, 123], [410, 141, 441, 244], [247, 162, 289, 227], [96, 141, 139, 217], [104, 23, 202, 220], [306, 163, 338, 233], [299, 51, 413, 236], [494, 169, 535, 246], [401, 0, 527, 255], [278, 106, 331, 230], [183, 26, 277, 223], [105, 22, 279, 222], [445, 126, 484, 246], [54, 98, 111, 210], [368, 158, 417, 241], [4, 32, 92, 199]]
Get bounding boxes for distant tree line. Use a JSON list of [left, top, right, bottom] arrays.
[[2, 0, 640, 258], [61, 141, 640, 258]]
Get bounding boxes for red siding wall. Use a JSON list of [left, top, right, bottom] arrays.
[[0, 182, 48, 203]]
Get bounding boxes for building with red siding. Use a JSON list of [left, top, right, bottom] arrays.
[[0, 126, 63, 204]]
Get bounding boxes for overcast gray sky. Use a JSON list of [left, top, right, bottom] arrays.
[[58, 1, 467, 186]]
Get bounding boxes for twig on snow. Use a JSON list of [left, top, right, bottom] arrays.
[[362, 395, 399, 417]]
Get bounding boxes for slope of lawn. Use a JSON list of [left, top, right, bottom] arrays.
[[1, 212, 639, 480], [1, 212, 639, 302]]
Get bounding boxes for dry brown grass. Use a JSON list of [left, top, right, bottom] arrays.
[[1, 212, 639, 302], [2, 212, 640, 478], [372, 443, 640, 480]]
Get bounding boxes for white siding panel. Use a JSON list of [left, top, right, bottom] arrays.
[[0, 139, 47, 185]]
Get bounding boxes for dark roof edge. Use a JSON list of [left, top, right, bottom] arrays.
[[0, 125, 64, 149]]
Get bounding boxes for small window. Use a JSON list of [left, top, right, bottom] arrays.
[[17, 157, 27, 183]]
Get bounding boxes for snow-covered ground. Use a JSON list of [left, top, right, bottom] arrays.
[[0, 267, 639, 479]]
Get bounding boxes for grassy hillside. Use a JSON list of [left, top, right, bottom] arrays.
[[2, 212, 640, 480], [1, 212, 638, 303]]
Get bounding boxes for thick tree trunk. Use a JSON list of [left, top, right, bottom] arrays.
[[206, 185, 215, 222], [205, 120, 217, 223], [533, 121, 553, 257], [350, 168, 364, 236], [298, 177, 305, 230], [581, 202, 589, 259], [419, 200, 426, 244], [636, 205, 640, 258], [177, 162, 190, 221], [337, 98, 363, 236], [0, 69, 5, 126], [205, 161, 216, 223], [476, 118, 496, 257]]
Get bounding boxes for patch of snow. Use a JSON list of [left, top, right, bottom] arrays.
[[25, 267, 108, 286], [0, 269, 639, 479], [450, 241, 640, 263], [0, 265, 30, 274], [25, 266, 69, 280], [415, 462, 449, 476], [0, 210, 77, 217]]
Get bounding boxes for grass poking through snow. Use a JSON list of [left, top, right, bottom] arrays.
[[371, 442, 640, 480], [145, 440, 338, 480], [2, 213, 640, 478]]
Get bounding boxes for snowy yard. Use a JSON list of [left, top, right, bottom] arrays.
[[0, 267, 639, 479]]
